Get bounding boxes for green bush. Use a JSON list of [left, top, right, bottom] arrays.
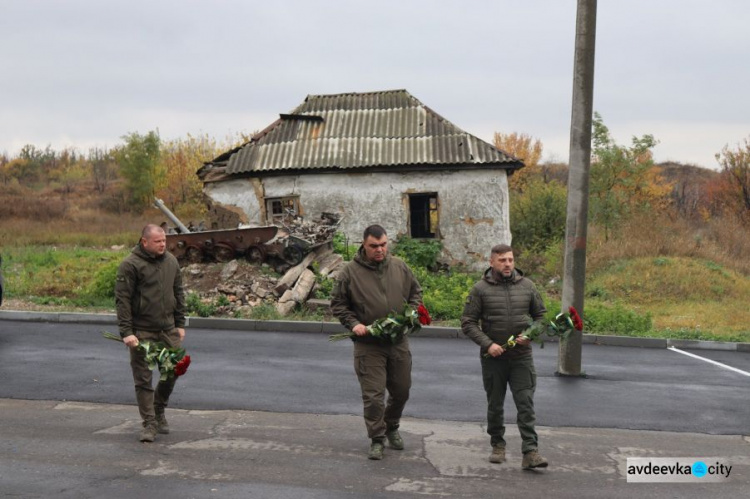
[[539, 298, 651, 336], [412, 266, 479, 321], [541, 239, 564, 278], [392, 237, 442, 269], [84, 260, 119, 300], [510, 178, 567, 252], [333, 233, 359, 261], [583, 303, 652, 335], [186, 292, 216, 317], [250, 303, 281, 320], [315, 275, 335, 299]]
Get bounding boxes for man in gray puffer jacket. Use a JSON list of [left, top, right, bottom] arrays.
[[461, 244, 548, 470]]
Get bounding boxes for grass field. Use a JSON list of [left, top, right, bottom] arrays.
[[586, 256, 750, 342], [2, 185, 750, 343], [3, 244, 750, 343]]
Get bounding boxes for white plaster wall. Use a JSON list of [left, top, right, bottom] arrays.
[[204, 179, 262, 223], [205, 170, 512, 270]]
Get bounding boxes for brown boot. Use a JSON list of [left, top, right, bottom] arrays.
[[489, 445, 506, 464], [155, 413, 170, 434], [140, 423, 157, 443], [522, 450, 548, 469]]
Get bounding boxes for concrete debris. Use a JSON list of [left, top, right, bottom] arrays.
[[180, 258, 341, 319], [179, 214, 346, 319], [274, 253, 316, 297], [318, 254, 344, 277], [220, 260, 239, 281]]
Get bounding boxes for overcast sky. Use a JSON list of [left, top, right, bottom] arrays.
[[1, 0, 748, 169]]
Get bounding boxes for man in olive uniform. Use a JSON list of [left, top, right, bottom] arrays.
[[461, 244, 549, 469], [115, 224, 186, 442], [331, 224, 422, 460]]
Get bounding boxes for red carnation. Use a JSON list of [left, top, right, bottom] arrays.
[[569, 306, 584, 331], [417, 304, 432, 326], [174, 355, 191, 377]]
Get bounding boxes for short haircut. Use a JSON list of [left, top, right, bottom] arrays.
[[491, 244, 513, 255], [363, 224, 387, 240], [141, 224, 164, 240]]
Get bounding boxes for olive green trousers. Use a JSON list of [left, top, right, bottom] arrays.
[[353, 339, 412, 441], [481, 354, 538, 454], [129, 328, 182, 425]]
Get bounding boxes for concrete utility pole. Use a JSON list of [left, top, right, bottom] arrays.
[[558, 0, 597, 376]]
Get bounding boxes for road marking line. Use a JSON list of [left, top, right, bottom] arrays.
[[668, 346, 750, 377]]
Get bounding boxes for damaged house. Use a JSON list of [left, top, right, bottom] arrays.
[[197, 89, 523, 269]]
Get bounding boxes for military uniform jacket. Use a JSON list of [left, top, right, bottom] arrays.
[[461, 268, 546, 359], [331, 248, 422, 345], [115, 244, 186, 338]]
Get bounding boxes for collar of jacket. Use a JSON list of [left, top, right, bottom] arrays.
[[132, 243, 165, 262], [483, 267, 524, 285]]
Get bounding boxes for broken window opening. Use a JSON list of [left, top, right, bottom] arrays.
[[265, 196, 300, 224], [409, 193, 438, 239]]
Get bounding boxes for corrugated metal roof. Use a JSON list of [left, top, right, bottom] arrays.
[[210, 90, 521, 175]]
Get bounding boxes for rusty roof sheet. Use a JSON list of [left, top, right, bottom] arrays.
[[212, 90, 521, 175]]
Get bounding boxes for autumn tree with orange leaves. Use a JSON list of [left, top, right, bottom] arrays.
[[157, 134, 220, 210], [493, 132, 543, 192]]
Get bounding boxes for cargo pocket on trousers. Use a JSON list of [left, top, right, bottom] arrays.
[[513, 365, 537, 392], [525, 365, 537, 392], [354, 353, 368, 378]]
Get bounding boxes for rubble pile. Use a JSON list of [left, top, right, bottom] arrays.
[[182, 261, 278, 315], [278, 212, 341, 245], [181, 241, 346, 318], [179, 212, 347, 318]]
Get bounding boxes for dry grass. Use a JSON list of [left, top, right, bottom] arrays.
[[591, 257, 731, 302], [0, 194, 70, 222], [0, 185, 205, 247], [587, 212, 750, 276], [587, 256, 750, 336], [584, 212, 750, 338], [647, 301, 750, 336]]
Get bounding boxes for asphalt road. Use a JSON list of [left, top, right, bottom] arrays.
[[2, 318, 750, 498], [1, 319, 749, 435]]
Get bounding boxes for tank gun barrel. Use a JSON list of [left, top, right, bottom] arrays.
[[153, 198, 190, 233]]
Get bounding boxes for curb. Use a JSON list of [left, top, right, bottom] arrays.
[[0, 310, 117, 325], [1, 309, 748, 352]]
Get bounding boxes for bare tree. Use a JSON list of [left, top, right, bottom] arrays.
[[89, 147, 118, 193]]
